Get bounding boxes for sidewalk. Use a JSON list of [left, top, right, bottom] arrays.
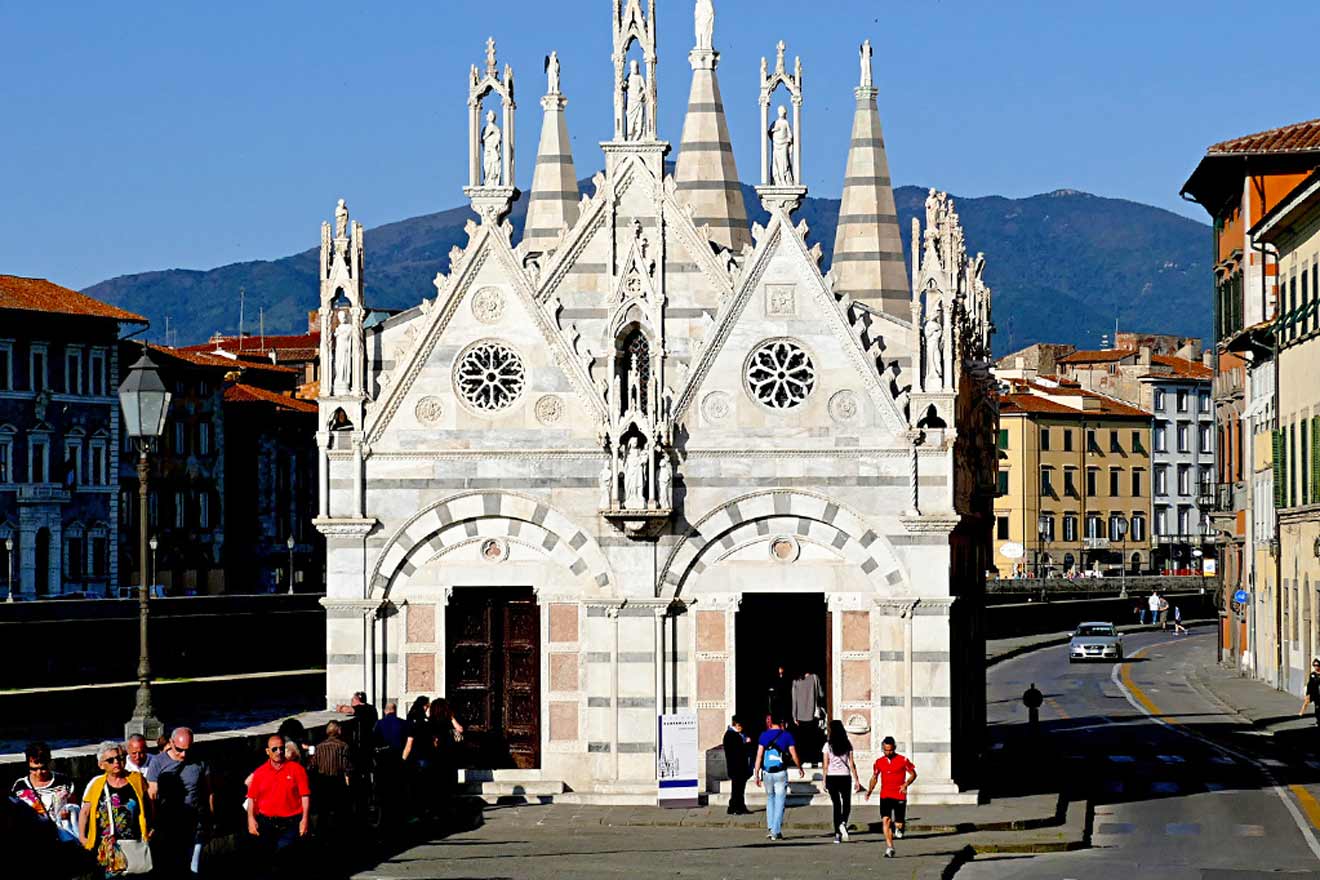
[[1187, 657, 1320, 761]]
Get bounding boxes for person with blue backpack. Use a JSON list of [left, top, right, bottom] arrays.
[[752, 715, 804, 840]]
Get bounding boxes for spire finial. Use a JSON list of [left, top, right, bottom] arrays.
[[485, 36, 498, 79], [859, 39, 873, 89], [775, 41, 786, 75]]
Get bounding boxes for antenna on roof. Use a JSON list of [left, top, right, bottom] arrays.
[[238, 287, 246, 351], [259, 306, 265, 350], [164, 315, 171, 348]]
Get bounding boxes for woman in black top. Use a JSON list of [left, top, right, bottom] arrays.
[[401, 696, 433, 819]]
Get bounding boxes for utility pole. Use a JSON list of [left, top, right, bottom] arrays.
[[238, 287, 246, 350]]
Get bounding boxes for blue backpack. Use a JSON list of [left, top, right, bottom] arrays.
[[764, 731, 786, 772]]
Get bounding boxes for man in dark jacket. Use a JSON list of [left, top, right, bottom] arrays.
[[722, 716, 752, 815]]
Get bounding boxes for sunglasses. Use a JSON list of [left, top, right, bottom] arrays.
[[103, 756, 124, 764], [267, 747, 283, 753]]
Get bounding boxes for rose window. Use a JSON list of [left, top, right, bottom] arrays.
[[455, 341, 526, 411], [746, 339, 816, 409]]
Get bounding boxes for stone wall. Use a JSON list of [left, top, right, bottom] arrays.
[[985, 590, 1217, 639]]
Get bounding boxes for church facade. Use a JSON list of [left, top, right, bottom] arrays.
[[316, 0, 997, 803]]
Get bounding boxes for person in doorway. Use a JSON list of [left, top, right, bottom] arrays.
[[246, 733, 310, 878], [791, 669, 825, 763], [1147, 591, 1161, 629], [124, 735, 150, 775], [753, 718, 803, 840], [1299, 659, 1320, 726], [145, 727, 212, 878], [822, 721, 863, 843], [722, 716, 752, 815], [767, 665, 792, 728], [81, 740, 152, 877], [865, 736, 917, 859], [11, 741, 77, 835]]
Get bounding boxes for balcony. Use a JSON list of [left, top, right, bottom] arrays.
[[17, 484, 71, 504]]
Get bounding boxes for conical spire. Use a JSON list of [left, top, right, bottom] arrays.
[[831, 41, 909, 321], [523, 52, 580, 254], [674, 4, 750, 252]]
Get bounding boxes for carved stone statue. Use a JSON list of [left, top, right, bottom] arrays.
[[333, 310, 355, 395], [694, 0, 714, 50], [481, 110, 502, 186], [626, 60, 647, 141], [769, 106, 795, 186], [658, 452, 673, 508], [623, 438, 645, 509], [924, 309, 944, 388], [627, 353, 641, 412], [860, 39, 873, 88], [546, 51, 561, 95], [599, 460, 613, 508], [334, 199, 349, 239]]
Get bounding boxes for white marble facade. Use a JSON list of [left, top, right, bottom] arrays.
[[316, 1, 997, 803]]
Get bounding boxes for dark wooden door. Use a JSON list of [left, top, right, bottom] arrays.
[[446, 589, 540, 769]]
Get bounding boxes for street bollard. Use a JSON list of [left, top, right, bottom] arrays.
[[1023, 682, 1043, 735]]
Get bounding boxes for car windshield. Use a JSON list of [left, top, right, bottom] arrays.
[[1076, 625, 1115, 637]]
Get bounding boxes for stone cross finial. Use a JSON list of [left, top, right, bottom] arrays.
[[775, 40, 786, 76], [485, 36, 498, 79], [859, 39, 873, 89]]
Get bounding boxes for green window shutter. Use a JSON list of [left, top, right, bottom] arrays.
[[1273, 429, 1285, 508], [1313, 416, 1320, 504], [998, 429, 1009, 451]]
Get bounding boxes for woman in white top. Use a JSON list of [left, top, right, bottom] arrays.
[[822, 720, 863, 842]]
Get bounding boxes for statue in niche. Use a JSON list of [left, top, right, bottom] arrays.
[[335, 199, 349, 239], [859, 39, 873, 88], [924, 307, 944, 388], [545, 51, 561, 95], [333, 309, 355, 396], [481, 109, 502, 186], [769, 106, 795, 186], [658, 452, 673, 508], [623, 438, 646, 510], [599, 459, 613, 508], [694, 0, 714, 50], [625, 60, 647, 141], [627, 353, 642, 412]]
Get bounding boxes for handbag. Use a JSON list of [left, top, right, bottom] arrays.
[[102, 776, 153, 876]]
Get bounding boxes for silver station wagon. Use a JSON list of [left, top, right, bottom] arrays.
[[1068, 621, 1123, 662]]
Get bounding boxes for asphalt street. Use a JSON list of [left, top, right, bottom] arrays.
[[960, 628, 1320, 879]]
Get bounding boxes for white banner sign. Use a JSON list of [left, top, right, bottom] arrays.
[[657, 712, 700, 807]]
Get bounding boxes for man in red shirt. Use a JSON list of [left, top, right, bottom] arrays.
[[247, 733, 311, 873], [864, 735, 917, 858]]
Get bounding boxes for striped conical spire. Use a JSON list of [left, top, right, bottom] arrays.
[[831, 45, 910, 321], [523, 61, 580, 254], [674, 33, 751, 252]]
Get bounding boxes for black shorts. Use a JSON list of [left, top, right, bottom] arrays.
[[879, 798, 906, 822]]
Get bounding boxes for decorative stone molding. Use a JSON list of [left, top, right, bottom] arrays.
[[872, 598, 921, 618], [534, 395, 565, 425], [825, 592, 868, 611], [319, 598, 381, 613], [898, 514, 960, 535], [312, 517, 378, 537]]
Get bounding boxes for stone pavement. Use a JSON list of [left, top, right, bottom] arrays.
[[351, 794, 1086, 879], [1187, 657, 1320, 760]]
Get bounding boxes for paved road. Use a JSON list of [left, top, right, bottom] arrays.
[[961, 629, 1320, 878]]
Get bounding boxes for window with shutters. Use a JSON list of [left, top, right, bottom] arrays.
[[1313, 416, 1320, 500], [1273, 429, 1285, 508], [1063, 514, 1077, 542], [996, 470, 1008, 496], [1086, 467, 1098, 497], [1305, 420, 1312, 507], [998, 429, 1009, 450], [1131, 469, 1143, 497], [1109, 468, 1121, 497], [1040, 427, 1050, 451], [1062, 429, 1073, 452]]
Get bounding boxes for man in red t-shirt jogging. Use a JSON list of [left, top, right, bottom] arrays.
[[864, 735, 917, 858], [247, 733, 311, 875]]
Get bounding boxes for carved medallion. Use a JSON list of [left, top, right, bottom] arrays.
[[535, 395, 564, 425], [479, 537, 508, 563], [470, 286, 505, 325], [414, 396, 445, 426], [765, 284, 797, 317], [769, 535, 800, 563], [701, 391, 732, 423], [829, 390, 860, 424]]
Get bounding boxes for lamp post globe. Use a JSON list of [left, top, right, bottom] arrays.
[[118, 349, 171, 742], [286, 533, 296, 595]]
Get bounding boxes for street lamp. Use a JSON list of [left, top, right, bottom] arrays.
[[1036, 513, 1050, 579], [118, 349, 171, 741], [4, 536, 12, 603], [286, 533, 296, 595], [149, 535, 158, 595], [1113, 516, 1129, 599]]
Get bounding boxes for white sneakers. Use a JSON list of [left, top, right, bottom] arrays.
[[838, 822, 849, 841], [894, 826, 904, 839], [885, 846, 896, 858]]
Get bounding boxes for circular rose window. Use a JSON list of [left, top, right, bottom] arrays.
[[746, 339, 816, 409], [455, 341, 526, 412]]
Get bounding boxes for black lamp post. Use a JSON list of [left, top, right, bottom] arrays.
[[287, 534, 296, 595], [1036, 513, 1050, 578], [119, 349, 171, 741], [1114, 516, 1129, 599]]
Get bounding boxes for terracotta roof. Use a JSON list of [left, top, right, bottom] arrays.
[[1150, 354, 1213, 379], [1207, 118, 1320, 156], [223, 382, 318, 414], [1057, 348, 1136, 364], [1002, 379, 1151, 419], [999, 394, 1081, 416], [181, 333, 319, 361], [146, 344, 297, 374], [0, 275, 147, 323]]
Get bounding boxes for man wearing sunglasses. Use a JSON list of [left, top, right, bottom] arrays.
[[246, 733, 311, 874], [1299, 659, 1320, 726], [146, 728, 212, 876]]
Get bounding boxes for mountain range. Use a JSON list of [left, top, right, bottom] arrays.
[[84, 182, 1211, 356]]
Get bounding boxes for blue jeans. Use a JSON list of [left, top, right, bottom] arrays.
[[763, 770, 788, 836]]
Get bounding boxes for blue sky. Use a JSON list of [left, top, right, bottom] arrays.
[[3, 0, 1317, 290]]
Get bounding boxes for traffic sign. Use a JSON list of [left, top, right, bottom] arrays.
[[1233, 589, 1250, 604]]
